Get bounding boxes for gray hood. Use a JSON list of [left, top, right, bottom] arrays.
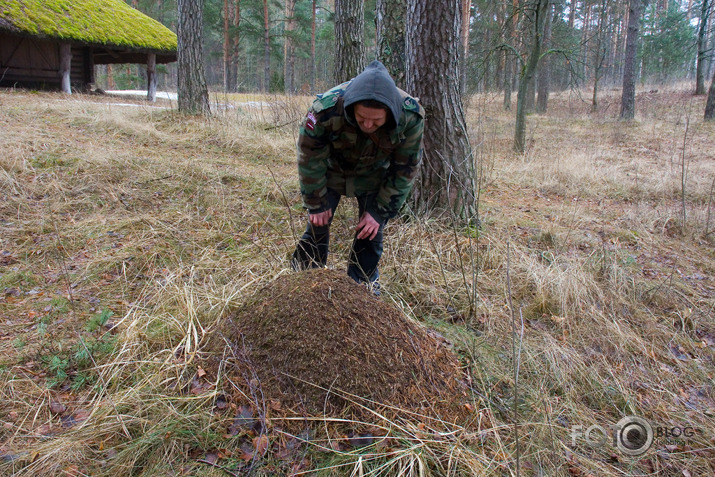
[[343, 60, 403, 129]]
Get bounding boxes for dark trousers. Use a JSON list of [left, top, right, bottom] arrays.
[[291, 189, 384, 284]]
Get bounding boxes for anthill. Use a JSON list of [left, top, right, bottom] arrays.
[[203, 268, 468, 421]]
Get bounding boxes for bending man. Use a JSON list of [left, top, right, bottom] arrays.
[[291, 60, 425, 291]]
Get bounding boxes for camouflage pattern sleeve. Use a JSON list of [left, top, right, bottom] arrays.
[[370, 112, 424, 221], [297, 106, 331, 212]]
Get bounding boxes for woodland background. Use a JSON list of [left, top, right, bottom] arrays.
[[107, 0, 714, 99]]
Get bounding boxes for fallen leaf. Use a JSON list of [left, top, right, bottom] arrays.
[[253, 434, 269, 456], [290, 458, 311, 475], [276, 437, 300, 460], [49, 401, 66, 414], [228, 406, 256, 436], [203, 452, 219, 465], [197, 367, 206, 378], [239, 442, 254, 462]]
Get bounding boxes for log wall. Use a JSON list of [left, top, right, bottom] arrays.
[[1, 33, 91, 90]]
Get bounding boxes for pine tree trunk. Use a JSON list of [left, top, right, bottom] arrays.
[[620, 0, 644, 120], [284, 0, 296, 93], [263, 0, 270, 91], [406, 0, 476, 220], [311, 0, 317, 92], [591, 1, 608, 112], [223, 0, 230, 92], [231, 0, 241, 92], [178, 0, 210, 115], [695, 0, 711, 95], [376, 0, 407, 88], [460, 0, 472, 94], [334, 0, 366, 82], [503, 0, 516, 110], [535, 2, 553, 113]]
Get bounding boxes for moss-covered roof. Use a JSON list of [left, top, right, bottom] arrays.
[[0, 0, 176, 53]]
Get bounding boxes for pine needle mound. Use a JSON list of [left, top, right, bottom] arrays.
[[208, 268, 467, 418]]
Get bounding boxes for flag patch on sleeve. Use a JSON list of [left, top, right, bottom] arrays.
[[305, 112, 317, 130]]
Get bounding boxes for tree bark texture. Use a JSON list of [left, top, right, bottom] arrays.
[[284, 0, 297, 93], [460, 0, 472, 94], [503, 0, 517, 110], [376, 0, 407, 89], [619, 0, 644, 120], [223, 0, 230, 92], [695, 0, 711, 95], [263, 0, 271, 91], [406, 0, 476, 220], [178, 0, 210, 115], [705, 66, 715, 120], [334, 0, 366, 82], [591, 0, 609, 112], [231, 0, 241, 92], [311, 0, 317, 92], [535, 1, 554, 113], [514, 0, 550, 152]]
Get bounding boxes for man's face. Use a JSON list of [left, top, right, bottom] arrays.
[[354, 104, 388, 134]]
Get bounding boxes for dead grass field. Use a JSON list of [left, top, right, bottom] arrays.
[[0, 86, 713, 476]]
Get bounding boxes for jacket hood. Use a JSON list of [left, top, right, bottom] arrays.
[[343, 60, 403, 129]]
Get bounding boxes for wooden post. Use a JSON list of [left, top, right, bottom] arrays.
[[60, 43, 72, 94], [147, 53, 157, 101]]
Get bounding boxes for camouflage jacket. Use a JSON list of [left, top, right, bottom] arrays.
[[297, 82, 425, 224]]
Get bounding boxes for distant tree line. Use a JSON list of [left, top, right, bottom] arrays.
[[101, 0, 713, 99]]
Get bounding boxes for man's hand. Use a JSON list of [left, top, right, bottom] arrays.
[[356, 212, 380, 240], [309, 209, 333, 227]]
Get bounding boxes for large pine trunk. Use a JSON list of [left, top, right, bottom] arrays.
[[406, 0, 476, 220], [375, 0, 407, 88], [177, 0, 210, 115], [619, 0, 644, 120], [334, 0, 366, 82], [695, 0, 710, 95]]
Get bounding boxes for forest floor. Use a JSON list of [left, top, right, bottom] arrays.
[[0, 85, 713, 476]]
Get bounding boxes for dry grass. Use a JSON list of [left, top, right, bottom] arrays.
[[0, 86, 713, 476]]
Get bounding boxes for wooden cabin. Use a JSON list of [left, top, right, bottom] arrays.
[[0, 0, 177, 101]]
